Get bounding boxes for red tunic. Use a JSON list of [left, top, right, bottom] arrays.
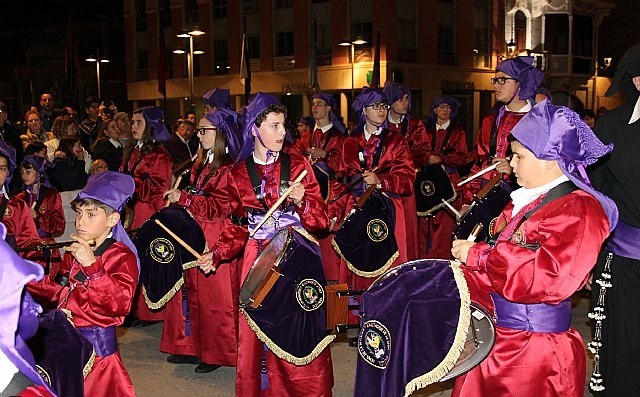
[[160, 161, 238, 366], [1, 196, 42, 263], [419, 125, 469, 258], [27, 241, 139, 397], [16, 187, 65, 266], [452, 190, 609, 397], [463, 112, 525, 204], [210, 152, 334, 397], [334, 128, 415, 291], [296, 125, 346, 281], [388, 116, 431, 261]]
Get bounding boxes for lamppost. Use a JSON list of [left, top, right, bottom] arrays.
[[174, 27, 205, 108], [85, 51, 110, 99], [339, 36, 367, 101]]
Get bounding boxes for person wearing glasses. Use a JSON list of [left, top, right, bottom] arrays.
[[464, 56, 544, 204]]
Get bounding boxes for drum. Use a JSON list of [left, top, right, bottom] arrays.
[[415, 165, 457, 216], [312, 160, 333, 203], [133, 206, 206, 309], [453, 176, 513, 242], [354, 259, 495, 397], [240, 227, 335, 365], [333, 191, 399, 278]]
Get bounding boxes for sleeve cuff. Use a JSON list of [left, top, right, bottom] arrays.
[[78, 258, 106, 281], [467, 242, 490, 273]]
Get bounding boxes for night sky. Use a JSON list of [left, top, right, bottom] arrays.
[[0, 1, 123, 31]]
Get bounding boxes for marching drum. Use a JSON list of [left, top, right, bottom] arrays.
[[133, 206, 206, 309], [240, 227, 335, 365], [415, 165, 457, 216], [354, 259, 495, 397]]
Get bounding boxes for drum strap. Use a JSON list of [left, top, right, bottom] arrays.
[[310, 126, 336, 151], [358, 130, 389, 170], [246, 153, 291, 211], [489, 114, 499, 156], [430, 125, 455, 155]]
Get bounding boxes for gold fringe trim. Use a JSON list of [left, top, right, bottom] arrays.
[[292, 226, 320, 246], [416, 191, 458, 217], [403, 260, 471, 397], [142, 278, 184, 310], [331, 238, 399, 278], [182, 259, 200, 270], [241, 309, 336, 366], [83, 348, 96, 378]]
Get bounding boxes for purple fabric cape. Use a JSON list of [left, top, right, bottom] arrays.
[[312, 93, 346, 133], [140, 106, 170, 142], [496, 56, 544, 100], [202, 87, 232, 109], [204, 107, 244, 162]]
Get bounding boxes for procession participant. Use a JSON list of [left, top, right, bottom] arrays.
[[463, 56, 544, 204], [384, 82, 431, 260], [203, 87, 232, 115], [197, 92, 334, 396], [295, 92, 346, 282], [27, 171, 139, 397], [587, 42, 640, 397], [16, 155, 65, 268], [120, 106, 172, 324], [451, 100, 617, 397], [162, 108, 243, 373], [294, 116, 314, 141], [420, 96, 468, 258]]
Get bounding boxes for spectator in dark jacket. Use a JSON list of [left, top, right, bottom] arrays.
[[48, 136, 88, 192]]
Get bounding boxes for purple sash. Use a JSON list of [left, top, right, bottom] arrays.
[[606, 220, 640, 260], [248, 207, 301, 240], [491, 293, 571, 333], [77, 325, 117, 357]]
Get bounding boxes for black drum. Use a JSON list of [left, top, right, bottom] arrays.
[[241, 227, 335, 365], [354, 259, 495, 397], [333, 191, 398, 278], [312, 160, 333, 203], [133, 206, 206, 309], [415, 165, 457, 216]]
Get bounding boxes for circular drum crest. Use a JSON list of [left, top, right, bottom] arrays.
[[295, 278, 325, 312]]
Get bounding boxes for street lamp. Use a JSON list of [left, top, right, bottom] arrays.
[[339, 36, 367, 101], [85, 51, 110, 99], [175, 27, 205, 108]]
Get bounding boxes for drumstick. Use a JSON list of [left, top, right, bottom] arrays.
[[457, 162, 500, 186], [467, 223, 484, 242], [249, 169, 308, 237], [154, 219, 204, 261], [165, 175, 184, 208], [441, 199, 462, 218]]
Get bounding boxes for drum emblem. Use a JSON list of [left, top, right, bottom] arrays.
[[420, 179, 436, 197], [295, 278, 325, 311], [36, 364, 52, 385], [366, 219, 389, 242], [3, 205, 11, 218], [358, 320, 391, 369], [149, 238, 175, 264]]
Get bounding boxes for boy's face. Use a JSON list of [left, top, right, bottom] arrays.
[[0, 156, 8, 187], [311, 98, 330, 121], [390, 94, 410, 116], [254, 112, 286, 152], [509, 141, 555, 189], [74, 205, 119, 242], [493, 71, 519, 103]]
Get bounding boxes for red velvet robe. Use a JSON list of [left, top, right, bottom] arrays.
[[1, 195, 42, 263], [452, 190, 609, 397], [27, 241, 139, 397], [121, 145, 172, 321], [295, 125, 346, 281], [210, 152, 334, 397], [160, 161, 238, 366], [419, 125, 469, 258], [16, 186, 65, 266], [333, 128, 415, 291], [388, 116, 431, 261], [463, 112, 525, 204]]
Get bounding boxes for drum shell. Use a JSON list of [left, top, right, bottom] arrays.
[[453, 179, 512, 241]]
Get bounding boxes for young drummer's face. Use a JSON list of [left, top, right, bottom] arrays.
[[0, 157, 8, 187], [131, 113, 146, 141], [197, 118, 217, 151], [255, 112, 286, 152], [20, 166, 37, 186], [509, 141, 552, 189], [75, 205, 118, 243]]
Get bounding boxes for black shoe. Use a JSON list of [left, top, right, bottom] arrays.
[[348, 337, 358, 348], [167, 354, 200, 365], [195, 363, 221, 373], [130, 319, 159, 328]]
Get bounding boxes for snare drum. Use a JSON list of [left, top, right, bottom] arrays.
[[415, 165, 457, 216], [240, 227, 335, 365], [354, 259, 495, 397]]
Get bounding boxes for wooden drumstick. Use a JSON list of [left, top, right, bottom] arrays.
[[165, 175, 183, 208], [154, 219, 204, 261], [441, 199, 462, 219], [248, 169, 308, 237], [457, 162, 500, 186]]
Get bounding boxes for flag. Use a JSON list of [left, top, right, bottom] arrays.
[[157, 7, 168, 98], [240, 16, 252, 104], [371, 30, 381, 89], [309, 18, 319, 93]]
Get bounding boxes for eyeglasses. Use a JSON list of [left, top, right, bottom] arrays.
[[367, 103, 390, 111], [436, 104, 452, 110], [491, 77, 518, 85], [196, 127, 217, 136], [311, 102, 326, 107]]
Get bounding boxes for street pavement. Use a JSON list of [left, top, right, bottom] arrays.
[[119, 292, 594, 397]]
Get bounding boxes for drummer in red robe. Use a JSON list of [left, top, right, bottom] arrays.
[[162, 107, 244, 373], [27, 171, 139, 397], [451, 100, 617, 397], [420, 96, 469, 258], [463, 56, 544, 204], [121, 106, 172, 323], [16, 155, 65, 268], [197, 92, 334, 396], [295, 92, 346, 282], [384, 81, 430, 261]]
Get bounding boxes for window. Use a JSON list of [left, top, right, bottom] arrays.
[[213, 0, 227, 19], [276, 31, 294, 57], [160, 0, 171, 27], [573, 15, 593, 57], [184, 0, 198, 26], [243, 0, 259, 15], [397, 19, 416, 62], [545, 14, 569, 54], [276, 0, 293, 8], [437, 0, 455, 65], [248, 35, 260, 59], [214, 39, 230, 74], [135, 0, 147, 32], [136, 49, 149, 80], [350, 21, 372, 48]]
